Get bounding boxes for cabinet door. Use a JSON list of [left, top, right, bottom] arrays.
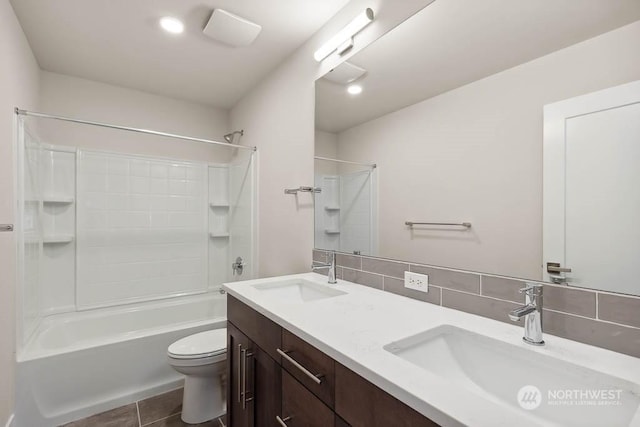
[[278, 370, 334, 427], [336, 415, 351, 427], [335, 363, 439, 427], [253, 346, 282, 427], [228, 322, 254, 427]]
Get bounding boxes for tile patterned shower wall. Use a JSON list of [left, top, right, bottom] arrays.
[[314, 171, 375, 256], [313, 250, 640, 358], [340, 170, 373, 255], [40, 148, 77, 315], [314, 175, 340, 251], [19, 134, 42, 347], [209, 165, 230, 289], [226, 154, 256, 281], [76, 151, 209, 309]]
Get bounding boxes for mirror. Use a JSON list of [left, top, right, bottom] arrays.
[[314, 0, 640, 296]]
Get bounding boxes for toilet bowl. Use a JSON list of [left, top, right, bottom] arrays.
[[167, 329, 227, 424]]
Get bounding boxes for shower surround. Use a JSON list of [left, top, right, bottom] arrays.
[[14, 115, 256, 426]]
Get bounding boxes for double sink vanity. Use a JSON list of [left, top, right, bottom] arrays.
[[223, 273, 640, 427]]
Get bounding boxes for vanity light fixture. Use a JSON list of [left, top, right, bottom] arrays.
[[314, 8, 374, 62], [347, 84, 363, 95], [160, 16, 184, 34]]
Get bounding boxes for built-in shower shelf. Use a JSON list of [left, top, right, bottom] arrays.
[[209, 232, 230, 238], [43, 235, 75, 244], [324, 206, 340, 211], [324, 229, 341, 235], [43, 196, 75, 204], [209, 203, 230, 208]]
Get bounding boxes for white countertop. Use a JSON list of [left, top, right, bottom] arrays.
[[223, 273, 640, 427]]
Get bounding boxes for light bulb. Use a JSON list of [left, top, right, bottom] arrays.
[[160, 17, 184, 34], [347, 84, 363, 95]]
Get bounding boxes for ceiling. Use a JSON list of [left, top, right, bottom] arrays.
[[10, 0, 351, 109], [316, 0, 640, 133]]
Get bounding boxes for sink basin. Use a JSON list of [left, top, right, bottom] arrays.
[[384, 325, 640, 426], [252, 279, 347, 303]]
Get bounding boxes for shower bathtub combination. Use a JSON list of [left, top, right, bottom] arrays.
[[14, 110, 256, 426]]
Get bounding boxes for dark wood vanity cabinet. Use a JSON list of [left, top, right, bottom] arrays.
[[228, 297, 282, 427], [281, 329, 335, 408], [227, 322, 254, 427], [335, 364, 439, 427], [228, 321, 282, 427], [281, 369, 334, 427], [227, 295, 439, 427]]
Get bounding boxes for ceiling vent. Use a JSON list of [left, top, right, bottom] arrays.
[[323, 62, 367, 85], [203, 9, 262, 47]]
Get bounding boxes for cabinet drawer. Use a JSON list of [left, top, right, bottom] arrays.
[[280, 329, 335, 408], [279, 370, 334, 427], [336, 415, 351, 427], [228, 295, 282, 361], [335, 363, 439, 427]]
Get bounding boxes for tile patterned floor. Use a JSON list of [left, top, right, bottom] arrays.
[[60, 388, 226, 427]]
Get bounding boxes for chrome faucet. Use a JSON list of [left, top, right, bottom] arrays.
[[508, 283, 544, 346], [312, 251, 337, 284]]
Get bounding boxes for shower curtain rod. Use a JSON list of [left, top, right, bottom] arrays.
[[15, 108, 257, 152], [314, 156, 376, 168]]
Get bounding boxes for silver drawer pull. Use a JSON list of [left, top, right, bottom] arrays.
[[241, 348, 253, 409], [277, 348, 323, 385], [237, 344, 242, 403], [276, 416, 292, 427]]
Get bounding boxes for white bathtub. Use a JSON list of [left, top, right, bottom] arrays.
[[15, 293, 227, 427]]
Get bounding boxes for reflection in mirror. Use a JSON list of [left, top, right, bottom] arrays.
[[314, 157, 376, 256], [314, 0, 640, 296]]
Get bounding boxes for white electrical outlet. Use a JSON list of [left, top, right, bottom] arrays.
[[404, 271, 429, 292]]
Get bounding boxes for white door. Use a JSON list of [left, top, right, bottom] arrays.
[[543, 80, 640, 294]]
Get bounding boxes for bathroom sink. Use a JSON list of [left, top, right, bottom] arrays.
[[384, 325, 640, 427], [252, 279, 347, 303]]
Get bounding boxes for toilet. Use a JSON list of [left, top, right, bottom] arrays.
[[167, 329, 227, 424]]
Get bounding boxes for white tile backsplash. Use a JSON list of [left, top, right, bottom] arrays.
[[169, 179, 187, 195], [84, 173, 108, 192], [150, 163, 168, 178], [169, 164, 187, 179], [77, 150, 209, 309], [108, 157, 129, 175], [83, 156, 107, 174], [129, 176, 150, 194], [149, 177, 168, 194], [167, 196, 186, 211], [130, 159, 150, 177]]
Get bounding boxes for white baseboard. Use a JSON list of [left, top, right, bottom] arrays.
[[4, 414, 14, 427]]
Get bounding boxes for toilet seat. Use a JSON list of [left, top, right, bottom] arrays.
[[168, 329, 227, 361], [168, 352, 226, 367]]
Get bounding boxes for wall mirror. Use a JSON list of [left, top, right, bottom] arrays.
[[314, 0, 640, 296]]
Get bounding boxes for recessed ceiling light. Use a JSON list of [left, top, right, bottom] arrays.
[[347, 84, 363, 95], [160, 17, 184, 34]]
